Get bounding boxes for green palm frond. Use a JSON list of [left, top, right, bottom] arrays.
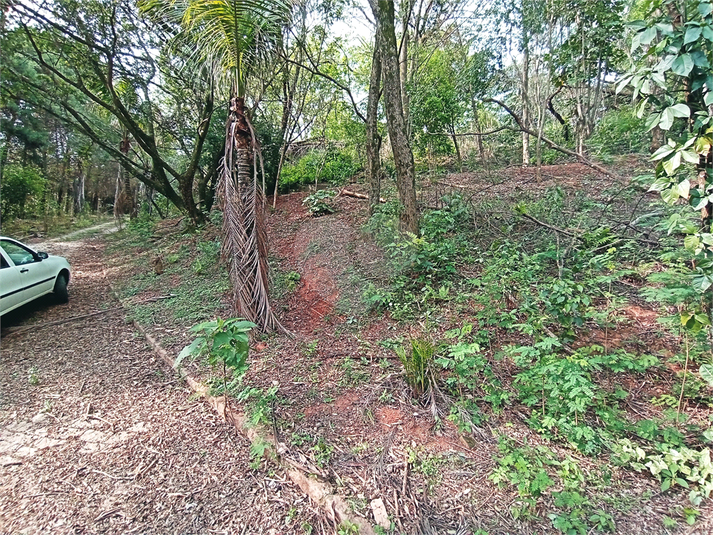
[[140, 0, 291, 96]]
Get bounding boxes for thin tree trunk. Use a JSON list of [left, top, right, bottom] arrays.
[[399, 24, 410, 138], [370, 0, 419, 235], [521, 45, 530, 167], [450, 126, 463, 173], [73, 159, 86, 215], [472, 100, 485, 162], [366, 31, 383, 216]]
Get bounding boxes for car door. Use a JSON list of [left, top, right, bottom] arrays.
[[0, 246, 25, 315], [0, 239, 55, 310]]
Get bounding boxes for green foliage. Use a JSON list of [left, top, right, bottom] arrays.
[[436, 323, 509, 419], [490, 439, 555, 499], [587, 105, 650, 156], [623, 0, 713, 333], [509, 343, 657, 453], [1, 165, 45, 219], [491, 438, 617, 533], [279, 149, 360, 193], [409, 47, 465, 156], [612, 439, 713, 506], [364, 195, 471, 318], [176, 318, 256, 393], [396, 339, 436, 397], [303, 189, 337, 216]]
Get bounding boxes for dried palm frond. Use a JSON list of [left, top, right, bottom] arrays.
[[219, 96, 283, 332]]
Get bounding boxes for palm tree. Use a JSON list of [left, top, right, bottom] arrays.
[[141, 0, 291, 331]]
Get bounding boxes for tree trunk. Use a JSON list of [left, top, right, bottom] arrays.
[[366, 32, 383, 216], [471, 99, 486, 162], [370, 0, 419, 235], [521, 44, 530, 167], [73, 159, 86, 215], [220, 96, 281, 332], [399, 24, 410, 138], [450, 126, 463, 172]]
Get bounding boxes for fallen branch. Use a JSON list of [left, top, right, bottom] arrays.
[[521, 213, 660, 248], [424, 125, 510, 137], [521, 213, 583, 240], [485, 98, 617, 179], [2, 307, 122, 337], [339, 188, 386, 203]]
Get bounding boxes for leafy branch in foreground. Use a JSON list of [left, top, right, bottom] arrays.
[[176, 318, 256, 405]]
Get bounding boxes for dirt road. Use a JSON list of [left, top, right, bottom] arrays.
[[0, 236, 317, 534]]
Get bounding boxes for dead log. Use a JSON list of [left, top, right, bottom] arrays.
[[339, 188, 386, 203]]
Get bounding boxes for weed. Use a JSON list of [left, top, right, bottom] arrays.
[[312, 437, 334, 467], [336, 520, 360, 535], [338, 357, 370, 387], [176, 318, 255, 403], [27, 366, 39, 386], [378, 389, 394, 403], [397, 339, 436, 397], [303, 189, 337, 216], [303, 340, 319, 357], [249, 436, 273, 469]]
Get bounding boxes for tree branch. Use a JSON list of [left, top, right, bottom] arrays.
[[485, 98, 617, 179]]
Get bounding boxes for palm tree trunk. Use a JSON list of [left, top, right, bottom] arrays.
[[220, 96, 281, 332]]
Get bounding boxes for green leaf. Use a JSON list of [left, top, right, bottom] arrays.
[[655, 54, 677, 72], [700, 363, 713, 386], [190, 320, 218, 333], [660, 107, 675, 130], [661, 187, 680, 204], [646, 112, 662, 131], [700, 3, 713, 17], [682, 149, 700, 164], [641, 26, 658, 45], [676, 477, 690, 488], [692, 274, 713, 292], [703, 25, 713, 41], [670, 103, 691, 118], [678, 179, 691, 198], [662, 151, 682, 175], [176, 338, 204, 368], [651, 144, 675, 161], [694, 313, 711, 326], [672, 54, 695, 76], [685, 26, 702, 45], [684, 234, 701, 250], [616, 74, 633, 94], [661, 478, 671, 492], [691, 195, 709, 210]]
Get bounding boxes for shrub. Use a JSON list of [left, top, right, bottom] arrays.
[[587, 105, 650, 156], [1, 165, 45, 218], [279, 148, 360, 193]]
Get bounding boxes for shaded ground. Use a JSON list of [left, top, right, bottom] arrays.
[[0, 237, 321, 534]]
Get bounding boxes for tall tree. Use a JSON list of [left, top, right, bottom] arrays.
[[142, 0, 291, 331], [369, 0, 419, 235], [4, 0, 215, 224]]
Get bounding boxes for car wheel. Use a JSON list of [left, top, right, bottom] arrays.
[[54, 274, 69, 304]]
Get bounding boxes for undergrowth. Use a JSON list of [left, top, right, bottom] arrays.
[[365, 184, 713, 531]]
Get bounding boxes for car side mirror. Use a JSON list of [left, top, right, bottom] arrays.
[[37, 252, 49, 260]]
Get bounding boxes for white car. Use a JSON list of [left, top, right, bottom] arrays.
[[0, 237, 71, 316]]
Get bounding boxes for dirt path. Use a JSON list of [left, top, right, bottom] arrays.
[[0, 236, 319, 534]]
